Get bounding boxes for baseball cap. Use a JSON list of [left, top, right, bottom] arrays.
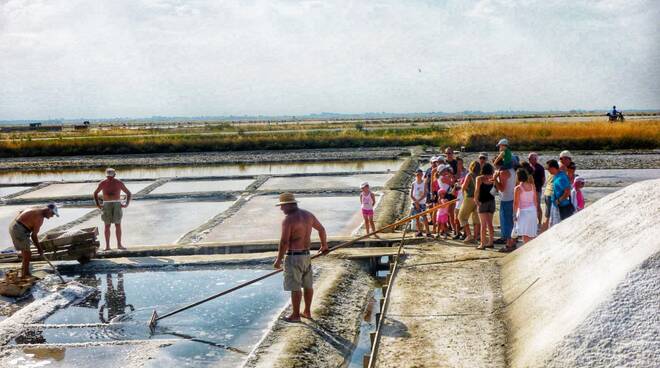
[[430, 156, 439, 163], [47, 203, 60, 217], [528, 152, 538, 159], [497, 138, 509, 147], [559, 150, 571, 159], [105, 168, 116, 177], [478, 152, 488, 159], [574, 176, 585, 183], [360, 181, 369, 188], [416, 168, 423, 174]]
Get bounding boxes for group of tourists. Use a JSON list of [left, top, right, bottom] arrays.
[[409, 140, 586, 252]]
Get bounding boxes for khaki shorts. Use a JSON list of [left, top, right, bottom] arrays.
[[102, 202, 123, 224], [458, 197, 481, 227], [283, 254, 313, 291], [9, 220, 32, 251]]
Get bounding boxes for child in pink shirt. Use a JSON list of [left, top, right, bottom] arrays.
[[571, 177, 585, 211], [435, 195, 450, 239], [360, 182, 379, 238]]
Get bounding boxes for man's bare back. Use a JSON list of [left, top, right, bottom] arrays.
[[15, 208, 46, 232], [283, 209, 316, 251]]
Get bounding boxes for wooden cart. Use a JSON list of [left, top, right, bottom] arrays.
[[38, 227, 100, 264]]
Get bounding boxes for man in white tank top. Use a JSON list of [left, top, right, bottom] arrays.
[[410, 169, 431, 237], [495, 167, 516, 252]]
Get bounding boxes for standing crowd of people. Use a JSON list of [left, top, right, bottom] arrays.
[[407, 141, 586, 252]]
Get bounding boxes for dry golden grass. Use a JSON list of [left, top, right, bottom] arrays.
[[448, 119, 660, 150]]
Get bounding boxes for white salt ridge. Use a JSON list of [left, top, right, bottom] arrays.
[[501, 179, 660, 368], [0, 282, 94, 345]]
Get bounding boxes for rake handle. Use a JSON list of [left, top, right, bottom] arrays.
[[153, 199, 456, 324]]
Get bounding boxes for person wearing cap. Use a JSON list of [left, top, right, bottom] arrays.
[[8, 204, 59, 279], [559, 150, 572, 171], [494, 156, 517, 252], [494, 138, 514, 170], [273, 193, 328, 322], [93, 168, 132, 251], [528, 152, 545, 224], [359, 182, 379, 238], [571, 176, 586, 212]]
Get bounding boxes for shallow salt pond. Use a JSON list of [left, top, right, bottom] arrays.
[[69, 200, 232, 247], [0, 186, 32, 198], [5, 267, 288, 367], [259, 173, 392, 191], [16, 181, 154, 200], [204, 195, 372, 243], [150, 179, 255, 195], [576, 168, 660, 187], [0, 160, 402, 184], [0, 206, 93, 249]]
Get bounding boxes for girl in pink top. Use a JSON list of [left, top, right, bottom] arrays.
[[571, 177, 585, 211], [513, 169, 539, 244], [360, 182, 379, 238], [435, 193, 450, 239]]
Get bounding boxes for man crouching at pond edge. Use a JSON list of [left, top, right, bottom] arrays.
[[274, 192, 328, 322]]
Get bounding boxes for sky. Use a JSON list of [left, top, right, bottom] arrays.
[[0, 0, 659, 120]]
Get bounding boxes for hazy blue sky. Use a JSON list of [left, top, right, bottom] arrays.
[[1, 0, 658, 120]]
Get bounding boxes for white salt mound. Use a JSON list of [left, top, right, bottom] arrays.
[[500, 179, 660, 368], [0, 281, 94, 344]]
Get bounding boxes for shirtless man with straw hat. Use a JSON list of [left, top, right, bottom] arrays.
[[273, 193, 328, 322], [93, 168, 131, 251]]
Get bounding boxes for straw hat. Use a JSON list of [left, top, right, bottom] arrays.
[[360, 181, 369, 189], [276, 192, 298, 206]]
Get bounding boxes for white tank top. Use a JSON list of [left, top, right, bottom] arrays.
[[361, 192, 374, 210], [500, 169, 516, 202], [412, 180, 426, 204]]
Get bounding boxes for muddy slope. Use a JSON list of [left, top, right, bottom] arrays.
[[244, 258, 371, 368]]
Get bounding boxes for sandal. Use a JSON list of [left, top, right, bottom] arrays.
[[498, 246, 516, 253]]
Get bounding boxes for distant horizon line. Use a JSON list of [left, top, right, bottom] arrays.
[[2, 108, 659, 124]]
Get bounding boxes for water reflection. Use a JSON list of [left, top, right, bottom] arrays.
[[99, 274, 134, 323], [0, 160, 402, 184]]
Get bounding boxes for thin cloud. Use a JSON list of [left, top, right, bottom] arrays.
[[0, 0, 658, 120]]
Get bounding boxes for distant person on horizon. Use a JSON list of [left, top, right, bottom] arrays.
[[94, 168, 131, 251], [273, 193, 328, 322]]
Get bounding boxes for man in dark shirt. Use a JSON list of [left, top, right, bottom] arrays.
[[528, 152, 545, 223]]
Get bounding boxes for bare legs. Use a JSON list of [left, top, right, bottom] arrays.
[[477, 213, 494, 249], [363, 215, 379, 238], [104, 223, 125, 250], [104, 224, 111, 250], [21, 249, 31, 278], [287, 288, 313, 321]]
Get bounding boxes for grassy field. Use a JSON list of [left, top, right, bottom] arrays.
[[1, 119, 658, 157]]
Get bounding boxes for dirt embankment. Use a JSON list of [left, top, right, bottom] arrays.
[[244, 258, 372, 368], [0, 147, 410, 171]]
